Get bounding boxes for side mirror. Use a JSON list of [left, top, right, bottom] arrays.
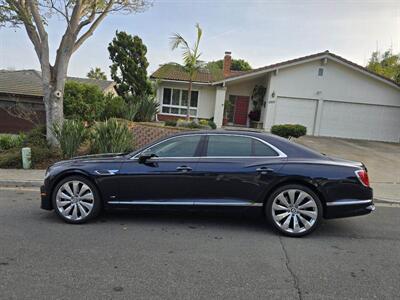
[[138, 152, 157, 164]]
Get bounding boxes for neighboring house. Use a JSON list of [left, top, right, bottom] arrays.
[[151, 51, 400, 142], [0, 69, 116, 133]]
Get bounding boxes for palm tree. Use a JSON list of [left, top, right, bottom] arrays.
[[87, 67, 107, 80], [170, 23, 203, 120]]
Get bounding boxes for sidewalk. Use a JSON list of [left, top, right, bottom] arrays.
[[0, 168, 398, 204], [0, 169, 45, 187]]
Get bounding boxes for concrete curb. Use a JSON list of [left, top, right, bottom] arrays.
[[373, 197, 400, 205], [0, 180, 42, 188]]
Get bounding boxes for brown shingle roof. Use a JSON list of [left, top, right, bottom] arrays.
[[150, 64, 216, 83], [150, 63, 250, 84], [0, 69, 115, 97], [0, 69, 43, 97]]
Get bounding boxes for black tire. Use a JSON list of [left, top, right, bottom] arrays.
[[52, 175, 102, 224], [265, 184, 323, 237]]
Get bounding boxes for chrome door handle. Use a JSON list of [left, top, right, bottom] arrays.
[[256, 167, 274, 175], [176, 166, 192, 172]]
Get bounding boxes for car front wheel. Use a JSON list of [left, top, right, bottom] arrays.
[[265, 184, 322, 237], [52, 176, 101, 224]]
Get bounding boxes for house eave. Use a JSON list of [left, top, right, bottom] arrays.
[[150, 78, 212, 86], [212, 53, 400, 90]]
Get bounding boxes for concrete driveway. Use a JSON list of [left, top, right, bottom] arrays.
[[295, 136, 400, 202]]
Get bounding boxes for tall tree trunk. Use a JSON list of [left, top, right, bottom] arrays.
[[42, 81, 64, 146], [41, 56, 69, 146], [187, 80, 192, 121]]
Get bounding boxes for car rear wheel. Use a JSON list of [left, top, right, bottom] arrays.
[[265, 184, 322, 237], [52, 176, 101, 224]]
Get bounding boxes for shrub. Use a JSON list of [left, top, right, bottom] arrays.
[[0, 149, 22, 168], [0, 125, 63, 169], [0, 134, 25, 151], [124, 101, 140, 121], [271, 124, 307, 138], [101, 94, 127, 120], [208, 119, 217, 129], [53, 120, 87, 158], [177, 119, 201, 129], [164, 120, 177, 127], [31, 146, 60, 168], [64, 81, 106, 122], [24, 125, 47, 147], [248, 110, 261, 122], [90, 119, 133, 154], [124, 95, 159, 122], [199, 119, 209, 127]]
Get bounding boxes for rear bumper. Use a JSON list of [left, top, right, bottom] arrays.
[[324, 199, 375, 219], [40, 185, 52, 210]]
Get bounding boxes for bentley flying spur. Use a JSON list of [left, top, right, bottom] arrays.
[[40, 131, 374, 237]]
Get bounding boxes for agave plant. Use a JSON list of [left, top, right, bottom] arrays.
[[52, 120, 87, 158], [90, 119, 133, 154], [124, 95, 159, 122]]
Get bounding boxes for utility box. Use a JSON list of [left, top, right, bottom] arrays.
[[21, 147, 32, 169]]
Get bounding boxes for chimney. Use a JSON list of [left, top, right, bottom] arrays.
[[223, 51, 232, 77]]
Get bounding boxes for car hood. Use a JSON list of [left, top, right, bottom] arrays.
[[51, 153, 129, 166]]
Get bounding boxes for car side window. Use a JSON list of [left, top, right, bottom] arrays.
[[206, 135, 278, 157], [145, 135, 202, 158]]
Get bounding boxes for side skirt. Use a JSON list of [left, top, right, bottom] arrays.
[[107, 200, 263, 207]]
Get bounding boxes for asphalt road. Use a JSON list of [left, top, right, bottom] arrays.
[[0, 188, 399, 300]]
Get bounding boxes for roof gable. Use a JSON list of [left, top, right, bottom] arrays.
[[214, 51, 400, 89]]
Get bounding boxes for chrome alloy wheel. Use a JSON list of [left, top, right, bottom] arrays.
[[271, 189, 318, 234], [55, 180, 94, 221]]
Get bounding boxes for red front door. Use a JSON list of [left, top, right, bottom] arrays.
[[234, 96, 249, 125]]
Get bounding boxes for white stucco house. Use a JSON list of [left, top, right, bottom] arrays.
[[151, 50, 400, 142]]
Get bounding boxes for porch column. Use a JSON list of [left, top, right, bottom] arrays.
[[313, 97, 324, 136], [214, 86, 227, 128]]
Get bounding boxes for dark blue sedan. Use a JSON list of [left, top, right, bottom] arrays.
[[41, 131, 374, 237]]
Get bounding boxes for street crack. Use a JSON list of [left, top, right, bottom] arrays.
[[279, 236, 302, 300]]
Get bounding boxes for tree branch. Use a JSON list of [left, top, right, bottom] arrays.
[[73, 0, 114, 53], [7, 0, 42, 59], [27, 0, 47, 41]]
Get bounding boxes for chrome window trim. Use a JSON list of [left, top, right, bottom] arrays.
[[326, 199, 373, 206], [132, 133, 287, 160]]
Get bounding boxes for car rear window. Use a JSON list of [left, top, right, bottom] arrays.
[[206, 135, 278, 157]]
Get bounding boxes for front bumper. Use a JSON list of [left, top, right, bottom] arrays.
[[324, 199, 375, 219], [40, 185, 52, 210]]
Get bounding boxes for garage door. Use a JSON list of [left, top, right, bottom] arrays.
[[319, 101, 400, 142], [274, 97, 317, 134]]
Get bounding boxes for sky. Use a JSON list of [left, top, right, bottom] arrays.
[[0, 0, 399, 78]]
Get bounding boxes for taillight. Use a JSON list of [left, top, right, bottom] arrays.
[[355, 169, 370, 187]]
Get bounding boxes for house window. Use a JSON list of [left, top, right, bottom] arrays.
[[161, 88, 198, 117], [318, 68, 324, 76]]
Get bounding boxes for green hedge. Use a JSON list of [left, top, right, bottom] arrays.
[[164, 120, 177, 127], [0, 134, 25, 151], [271, 124, 307, 138]]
